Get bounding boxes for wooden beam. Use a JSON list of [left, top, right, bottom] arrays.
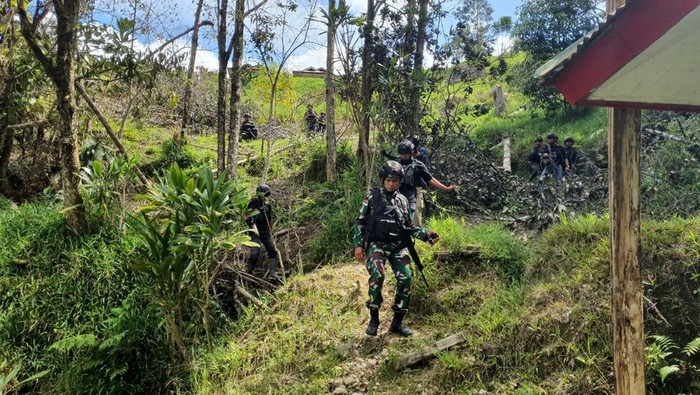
[[608, 107, 645, 395], [396, 333, 466, 369]]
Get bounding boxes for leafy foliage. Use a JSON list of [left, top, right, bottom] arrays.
[[79, 156, 138, 227], [133, 164, 252, 360], [511, 0, 602, 113], [0, 204, 171, 393]]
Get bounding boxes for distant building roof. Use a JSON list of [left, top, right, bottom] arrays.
[[535, 0, 700, 111], [293, 67, 327, 78]]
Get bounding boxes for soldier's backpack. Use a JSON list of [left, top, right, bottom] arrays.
[[365, 188, 404, 242]]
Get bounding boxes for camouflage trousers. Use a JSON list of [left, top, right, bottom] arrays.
[[365, 241, 413, 312]]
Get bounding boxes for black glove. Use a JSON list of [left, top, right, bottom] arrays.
[[427, 231, 440, 245]]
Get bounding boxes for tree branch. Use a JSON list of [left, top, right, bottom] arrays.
[[17, 0, 58, 79], [7, 120, 51, 130], [146, 20, 214, 58], [74, 82, 150, 186]]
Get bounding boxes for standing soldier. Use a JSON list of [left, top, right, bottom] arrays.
[[240, 113, 258, 140], [538, 133, 565, 195], [563, 136, 578, 176], [304, 104, 318, 134], [528, 137, 543, 181], [353, 161, 440, 337], [397, 140, 455, 226], [244, 184, 280, 283]]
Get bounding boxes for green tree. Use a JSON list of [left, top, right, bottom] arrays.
[[454, 0, 493, 54], [511, 0, 602, 113]]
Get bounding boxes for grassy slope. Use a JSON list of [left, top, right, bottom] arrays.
[[193, 215, 699, 394]]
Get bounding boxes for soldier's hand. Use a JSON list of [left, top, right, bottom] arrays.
[[447, 185, 457, 193], [354, 247, 365, 262], [427, 231, 440, 245]]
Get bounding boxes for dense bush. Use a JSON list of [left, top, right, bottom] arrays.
[[302, 140, 355, 182], [0, 204, 172, 393], [143, 137, 197, 176]]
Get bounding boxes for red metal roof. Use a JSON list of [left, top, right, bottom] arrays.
[[536, 0, 700, 111]]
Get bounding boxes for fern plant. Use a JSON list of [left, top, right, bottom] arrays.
[[646, 334, 700, 390]]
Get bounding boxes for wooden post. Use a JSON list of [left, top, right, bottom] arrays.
[[608, 108, 645, 394], [502, 137, 512, 173], [606, 1, 645, 394]]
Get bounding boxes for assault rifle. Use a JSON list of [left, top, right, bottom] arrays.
[[391, 228, 438, 288]]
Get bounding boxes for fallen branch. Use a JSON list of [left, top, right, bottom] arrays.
[[643, 128, 699, 146], [274, 227, 305, 238], [235, 285, 264, 308], [75, 82, 150, 186], [396, 333, 466, 369], [643, 295, 671, 327], [7, 120, 50, 130]]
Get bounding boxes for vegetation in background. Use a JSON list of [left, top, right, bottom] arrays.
[[0, 204, 172, 393]]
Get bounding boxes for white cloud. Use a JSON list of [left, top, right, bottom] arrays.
[[287, 45, 327, 71]]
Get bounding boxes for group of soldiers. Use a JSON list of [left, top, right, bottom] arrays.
[[304, 104, 326, 135], [242, 104, 329, 140], [528, 133, 578, 195], [243, 133, 456, 337]]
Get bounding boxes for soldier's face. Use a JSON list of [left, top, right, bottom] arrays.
[[399, 153, 412, 161], [384, 177, 400, 192]]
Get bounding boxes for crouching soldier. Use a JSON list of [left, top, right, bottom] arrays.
[[352, 161, 440, 337], [245, 184, 280, 282]]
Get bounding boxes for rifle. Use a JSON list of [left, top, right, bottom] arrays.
[[391, 228, 431, 288]]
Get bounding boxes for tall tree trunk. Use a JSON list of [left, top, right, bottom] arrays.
[[54, 0, 88, 232], [261, 87, 276, 184], [325, 0, 337, 182], [227, 0, 245, 178], [410, 0, 428, 135], [0, 126, 12, 194], [359, 0, 375, 187], [216, 0, 230, 173], [181, 0, 205, 139], [403, 0, 416, 66]]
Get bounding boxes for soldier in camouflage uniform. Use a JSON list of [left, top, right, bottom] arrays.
[[352, 161, 440, 337]]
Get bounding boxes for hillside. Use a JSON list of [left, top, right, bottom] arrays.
[[3, 55, 700, 395], [193, 216, 700, 394]]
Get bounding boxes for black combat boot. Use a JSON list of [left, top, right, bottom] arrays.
[[245, 259, 256, 274], [267, 258, 280, 283], [389, 310, 412, 337], [365, 308, 380, 336]]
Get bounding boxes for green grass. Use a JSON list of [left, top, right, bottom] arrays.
[[188, 214, 699, 394], [0, 204, 172, 394]]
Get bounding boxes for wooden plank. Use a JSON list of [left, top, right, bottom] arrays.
[[396, 333, 466, 369], [608, 106, 646, 395]]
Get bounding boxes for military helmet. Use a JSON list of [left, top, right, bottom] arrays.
[[379, 160, 404, 180], [397, 140, 415, 154], [564, 136, 575, 143], [547, 133, 558, 140], [256, 184, 271, 197]]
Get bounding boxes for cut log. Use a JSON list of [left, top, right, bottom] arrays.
[[396, 332, 466, 369], [502, 137, 511, 173]]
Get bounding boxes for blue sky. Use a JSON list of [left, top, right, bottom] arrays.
[[89, 0, 524, 71]]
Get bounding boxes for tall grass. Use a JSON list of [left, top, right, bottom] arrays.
[[0, 204, 172, 393]]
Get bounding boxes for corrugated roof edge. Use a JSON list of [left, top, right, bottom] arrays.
[[533, 4, 628, 84]]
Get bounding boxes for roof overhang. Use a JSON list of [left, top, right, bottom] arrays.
[[535, 0, 700, 111]]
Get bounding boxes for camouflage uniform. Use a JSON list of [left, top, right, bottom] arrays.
[[352, 188, 429, 312]]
